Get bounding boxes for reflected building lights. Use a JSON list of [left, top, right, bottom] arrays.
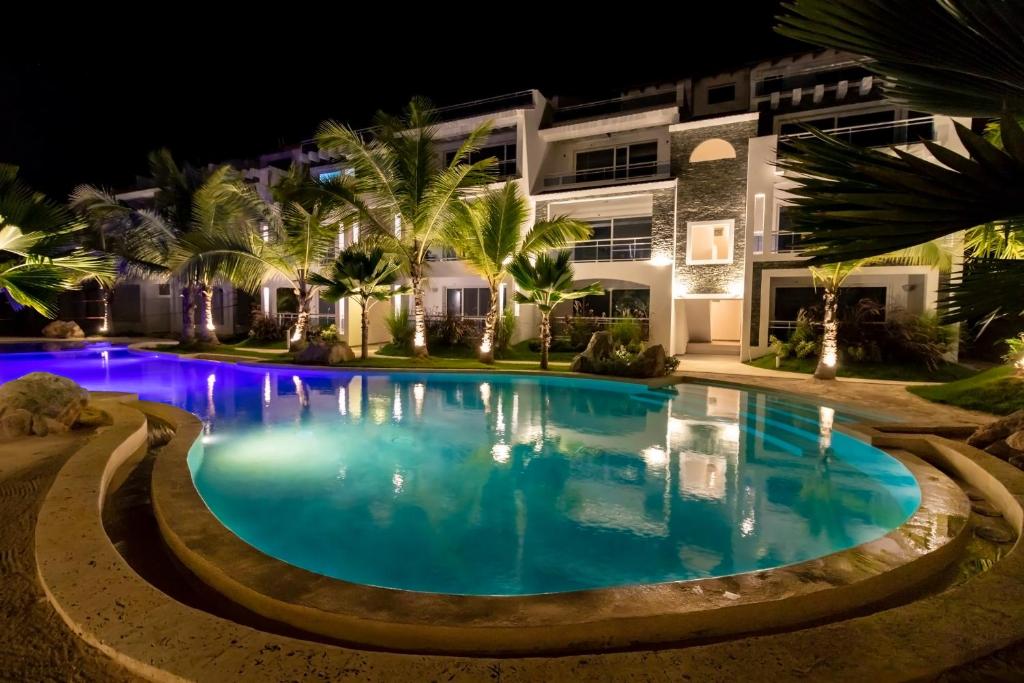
[[480, 382, 491, 412], [819, 406, 835, 453], [206, 372, 216, 418], [511, 391, 519, 432], [496, 393, 505, 435], [292, 375, 309, 409], [642, 446, 668, 469], [392, 471, 404, 493], [413, 383, 425, 417], [393, 384, 403, 421], [491, 443, 511, 464], [338, 386, 347, 416], [263, 373, 272, 407]]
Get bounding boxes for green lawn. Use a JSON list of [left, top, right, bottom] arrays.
[[746, 354, 978, 382], [909, 365, 1024, 415], [377, 340, 577, 363], [149, 341, 569, 371]]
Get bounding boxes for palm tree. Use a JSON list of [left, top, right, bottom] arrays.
[[309, 243, 409, 359], [809, 242, 952, 379], [70, 186, 171, 335], [173, 165, 351, 346], [508, 250, 602, 370], [775, 0, 1024, 325], [315, 97, 496, 358], [70, 150, 227, 344], [443, 182, 592, 363], [0, 164, 114, 317]]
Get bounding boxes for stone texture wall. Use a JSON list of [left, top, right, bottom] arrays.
[[671, 120, 757, 295]]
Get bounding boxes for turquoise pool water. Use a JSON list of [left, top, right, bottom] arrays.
[[0, 345, 919, 596]]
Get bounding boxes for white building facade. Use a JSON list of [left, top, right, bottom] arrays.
[[103, 50, 965, 359]]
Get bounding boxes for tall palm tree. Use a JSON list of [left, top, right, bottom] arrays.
[[70, 186, 171, 334], [508, 250, 602, 370], [70, 150, 226, 344], [809, 242, 952, 379], [173, 166, 351, 346], [775, 0, 1024, 325], [443, 182, 592, 363], [309, 243, 409, 359], [0, 164, 114, 317], [316, 97, 496, 358]]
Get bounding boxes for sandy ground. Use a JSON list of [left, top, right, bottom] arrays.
[[0, 431, 133, 682]]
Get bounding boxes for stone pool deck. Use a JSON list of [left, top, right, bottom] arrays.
[[1, 363, 1021, 680]]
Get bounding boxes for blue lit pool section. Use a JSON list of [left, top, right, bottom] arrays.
[[0, 345, 919, 595]]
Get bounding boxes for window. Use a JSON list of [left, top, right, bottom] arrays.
[[445, 287, 493, 317], [112, 284, 141, 323], [571, 216, 652, 262], [575, 141, 659, 183], [774, 205, 801, 253], [707, 83, 736, 105], [157, 283, 171, 296], [276, 288, 298, 314], [445, 143, 517, 177], [686, 220, 735, 265]]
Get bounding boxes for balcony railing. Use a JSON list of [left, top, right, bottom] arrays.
[[275, 312, 337, 329], [780, 116, 935, 148], [425, 247, 460, 262], [542, 160, 671, 190], [551, 91, 677, 124], [753, 231, 803, 256], [571, 236, 653, 263]]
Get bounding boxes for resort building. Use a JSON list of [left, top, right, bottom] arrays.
[[97, 49, 967, 359]]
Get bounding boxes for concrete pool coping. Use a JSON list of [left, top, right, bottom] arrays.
[[150, 403, 968, 655], [29, 384, 1024, 680]]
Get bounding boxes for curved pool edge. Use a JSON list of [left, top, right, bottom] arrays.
[[152, 400, 969, 655]]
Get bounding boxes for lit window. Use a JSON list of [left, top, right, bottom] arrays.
[[686, 220, 735, 265]]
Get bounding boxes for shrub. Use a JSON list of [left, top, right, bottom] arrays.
[[609, 317, 643, 347], [385, 309, 413, 349], [494, 310, 517, 357], [317, 323, 340, 343], [249, 312, 283, 343], [1004, 333, 1024, 373], [881, 312, 952, 370], [768, 334, 791, 359], [427, 313, 476, 347], [566, 316, 599, 350]]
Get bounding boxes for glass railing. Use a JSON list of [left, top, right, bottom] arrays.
[[780, 116, 935, 148], [570, 236, 653, 262], [543, 161, 670, 190], [551, 91, 677, 123]]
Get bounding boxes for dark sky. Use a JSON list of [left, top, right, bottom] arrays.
[[1, 4, 804, 198]]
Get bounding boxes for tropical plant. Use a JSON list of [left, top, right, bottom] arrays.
[[443, 182, 592, 362], [608, 317, 643, 348], [808, 242, 951, 378], [0, 165, 114, 318], [172, 164, 352, 347], [494, 309, 517, 357], [1005, 333, 1024, 375], [309, 244, 408, 359], [70, 185, 169, 334], [248, 311, 283, 343], [775, 0, 1024, 327], [316, 97, 497, 358], [71, 150, 233, 344], [508, 250, 602, 370], [385, 308, 413, 349]]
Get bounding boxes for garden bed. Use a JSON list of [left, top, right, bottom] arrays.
[[747, 354, 977, 382]]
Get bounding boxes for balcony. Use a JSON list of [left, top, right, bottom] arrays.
[[551, 91, 677, 124], [542, 160, 671, 191], [780, 115, 935, 148], [753, 230, 803, 256], [425, 247, 460, 262], [571, 236, 653, 263]]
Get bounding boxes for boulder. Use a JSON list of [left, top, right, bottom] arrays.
[[968, 410, 1024, 448], [984, 440, 1019, 461], [1006, 430, 1024, 452], [571, 332, 614, 374], [295, 342, 355, 366], [41, 320, 85, 339], [0, 373, 89, 438], [627, 344, 667, 378]]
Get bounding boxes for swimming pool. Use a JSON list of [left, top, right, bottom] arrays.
[[0, 344, 919, 596]]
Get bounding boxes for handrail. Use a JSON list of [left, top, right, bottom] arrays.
[[779, 116, 934, 142], [571, 236, 653, 263], [543, 161, 670, 189]]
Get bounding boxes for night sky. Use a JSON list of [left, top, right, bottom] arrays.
[[1, 5, 803, 198]]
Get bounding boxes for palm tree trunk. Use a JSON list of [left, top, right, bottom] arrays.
[[410, 265, 428, 358], [291, 280, 311, 348], [814, 286, 839, 380], [479, 284, 500, 364], [360, 300, 369, 360], [100, 285, 112, 335], [540, 310, 551, 371], [180, 284, 196, 345], [198, 284, 219, 345]]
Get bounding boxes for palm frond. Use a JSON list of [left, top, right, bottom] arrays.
[[776, 0, 1024, 117]]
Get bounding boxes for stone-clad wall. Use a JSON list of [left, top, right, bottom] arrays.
[[671, 120, 757, 295]]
